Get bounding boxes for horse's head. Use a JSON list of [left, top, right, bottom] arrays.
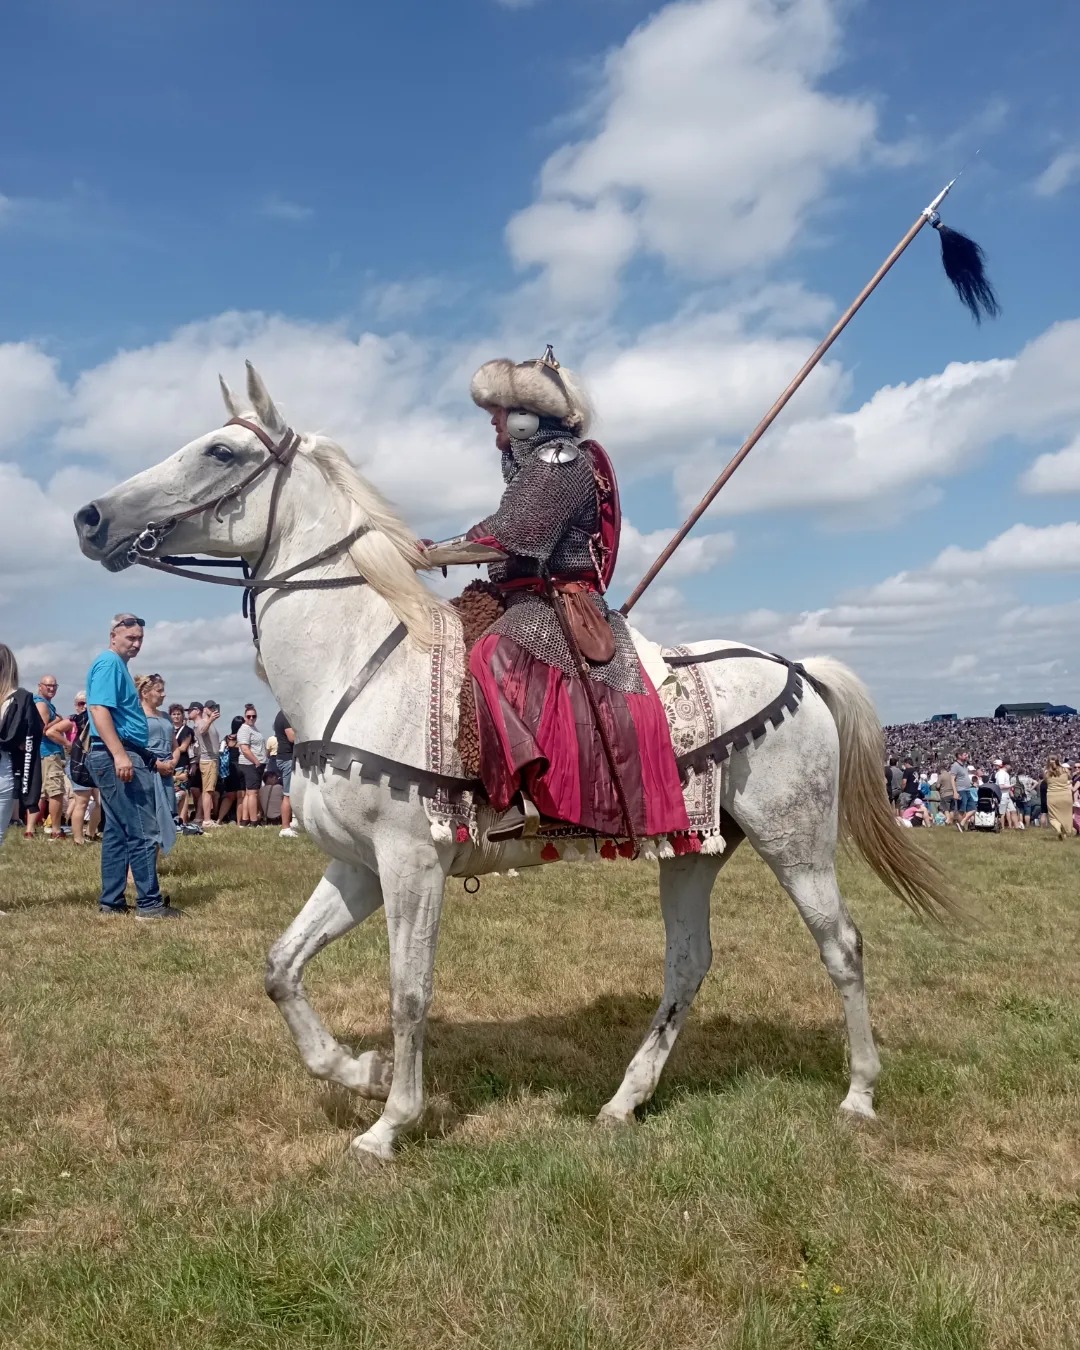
[[74, 363, 298, 572]]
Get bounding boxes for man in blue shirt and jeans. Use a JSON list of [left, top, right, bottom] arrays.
[[86, 614, 182, 920]]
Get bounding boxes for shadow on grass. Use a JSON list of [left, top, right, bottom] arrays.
[[326, 993, 848, 1130]]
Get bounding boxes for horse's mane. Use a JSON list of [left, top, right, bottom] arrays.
[[302, 435, 446, 645]]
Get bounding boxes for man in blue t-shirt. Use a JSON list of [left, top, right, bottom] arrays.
[[29, 674, 72, 840], [86, 613, 181, 920]]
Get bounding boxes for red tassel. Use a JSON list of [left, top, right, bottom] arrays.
[[617, 839, 635, 858], [672, 835, 689, 856], [686, 833, 702, 854], [541, 842, 560, 862], [600, 840, 618, 861], [455, 825, 471, 844]]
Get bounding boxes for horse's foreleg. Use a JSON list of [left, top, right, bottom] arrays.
[[350, 856, 445, 1163], [598, 850, 731, 1125], [774, 862, 880, 1120], [265, 860, 392, 1099]]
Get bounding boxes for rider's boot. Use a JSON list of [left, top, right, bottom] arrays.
[[485, 793, 541, 843]]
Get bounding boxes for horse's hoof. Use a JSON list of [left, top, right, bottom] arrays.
[[595, 1105, 636, 1129], [349, 1131, 395, 1166], [838, 1094, 878, 1124]]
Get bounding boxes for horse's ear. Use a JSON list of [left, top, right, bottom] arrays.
[[245, 360, 287, 435], [219, 374, 241, 418]]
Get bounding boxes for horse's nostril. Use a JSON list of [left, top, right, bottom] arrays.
[[75, 501, 109, 549]]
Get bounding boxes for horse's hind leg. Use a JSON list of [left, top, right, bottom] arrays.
[[598, 848, 734, 1125], [265, 860, 392, 1099], [772, 860, 880, 1120]]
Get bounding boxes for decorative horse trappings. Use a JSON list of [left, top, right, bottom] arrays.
[[74, 365, 960, 1162]]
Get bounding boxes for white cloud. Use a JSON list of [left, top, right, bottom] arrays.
[[585, 301, 847, 476], [507, 0, 879, 306], [363, 276, 460, 321], [259, 195, 314, 222], [1032, 148, 1080, 198], [942, 653, 978, 679], [617, 519, 734, 584], [13, 613, 267, 719], [681, 559, 1080, 722], [1020, 434, 1080, 494], [0, 342, 67, 449], [930, 523, 1080, 578], [0, 462, 88, 598], [667, 319, 1080, 518], [51, 312, 498, 529]]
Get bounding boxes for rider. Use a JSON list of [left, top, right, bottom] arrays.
[[426, 349, 689, 843]]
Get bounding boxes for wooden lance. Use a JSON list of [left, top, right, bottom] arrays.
[[620, 176, 999, 616]]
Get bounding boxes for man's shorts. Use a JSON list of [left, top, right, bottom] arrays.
[[42, 755, 66, 799], [959, 788, 977, 812], [199, 757, 219, 793], [942, 796, 959, 815], [280, 759, 293, 796]]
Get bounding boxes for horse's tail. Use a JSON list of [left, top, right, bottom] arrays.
[[799, 656, 965, 924]]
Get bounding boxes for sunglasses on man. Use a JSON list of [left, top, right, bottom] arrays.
[[111, 615, 146, 630]]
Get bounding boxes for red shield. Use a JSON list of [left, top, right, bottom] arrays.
[[581, 439, 621, 592]]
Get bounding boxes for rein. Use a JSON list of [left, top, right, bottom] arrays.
[[126, 417, 371, 643]]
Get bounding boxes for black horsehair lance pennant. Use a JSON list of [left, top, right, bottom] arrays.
[[621, 173, 1001, 615]]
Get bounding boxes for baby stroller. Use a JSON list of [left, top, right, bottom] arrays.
[[972, 783, 1001, 833]]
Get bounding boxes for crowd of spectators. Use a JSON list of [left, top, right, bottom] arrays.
[[8, 626, 1080, 913], [883, 715, 1080, 779], [882, 718, 1080, 837], [1, 645, 299, 849]]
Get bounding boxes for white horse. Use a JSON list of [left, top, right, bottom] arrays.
[[74, 364, 957, 1163]]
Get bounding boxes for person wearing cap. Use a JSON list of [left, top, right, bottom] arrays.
[[85, 614, 182, 919], [192, 700, 222, 827], [67, 689, 101, 844], [422, 349, 688, 845], [993, 758, 1017, 829]]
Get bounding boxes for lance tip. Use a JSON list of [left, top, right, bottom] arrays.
[[923, 176, 957, 218]]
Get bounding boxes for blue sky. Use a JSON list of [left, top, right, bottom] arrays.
[[3, 0, 1080, 721]]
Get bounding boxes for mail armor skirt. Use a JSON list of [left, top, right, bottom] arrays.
[[469, 632, 690, 839]]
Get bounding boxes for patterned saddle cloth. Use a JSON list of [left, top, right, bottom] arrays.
[[423, 603, 725, 858]]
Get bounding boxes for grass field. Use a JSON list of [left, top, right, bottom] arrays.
[[0, 825, 1078, 1348]]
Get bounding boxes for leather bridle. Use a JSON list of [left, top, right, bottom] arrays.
[[125, 417, 371, 643]]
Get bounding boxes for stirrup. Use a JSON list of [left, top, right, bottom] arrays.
[[485, 794, 541, 843]]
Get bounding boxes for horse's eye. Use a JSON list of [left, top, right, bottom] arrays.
[[205, 442, 234, 463]]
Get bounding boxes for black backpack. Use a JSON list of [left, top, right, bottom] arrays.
[[68, 715, 93, 789]]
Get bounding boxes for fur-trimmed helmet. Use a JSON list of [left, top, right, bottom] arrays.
[[470, 345, 592, 437]]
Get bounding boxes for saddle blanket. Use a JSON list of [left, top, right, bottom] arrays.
[[423, 607, 725, 858]]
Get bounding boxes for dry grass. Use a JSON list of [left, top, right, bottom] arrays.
[[0, 826, 1078, 1348]]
